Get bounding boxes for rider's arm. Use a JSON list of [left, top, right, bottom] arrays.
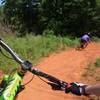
[[65, 82, 100, 96], [85, 84, 100, 96]]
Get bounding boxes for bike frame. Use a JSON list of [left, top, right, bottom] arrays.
[[0, 73, 23, 100], [0, 38, 67, 100]]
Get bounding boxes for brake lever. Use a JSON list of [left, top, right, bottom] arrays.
[[48, 81, 68, 91], [47, 82, 62, 90]]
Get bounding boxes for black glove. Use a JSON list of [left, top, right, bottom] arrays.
[[48, 82, 62, 90], [65, 82, 88, 96], [48, 81, 68, 91]]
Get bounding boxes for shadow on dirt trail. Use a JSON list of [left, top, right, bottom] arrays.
[[16, 42, 100, 100]]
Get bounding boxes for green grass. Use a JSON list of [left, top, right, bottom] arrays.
[[83, 60, 100, 100], [95, 57, 100, 67], [92, 36, 100, 42], [83, 58, 100, 84], [0, 35, 79, 74]]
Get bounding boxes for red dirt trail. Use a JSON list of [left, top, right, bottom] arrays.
[[16, 43, 100, 100]]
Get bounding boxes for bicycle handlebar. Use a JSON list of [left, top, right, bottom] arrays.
[[0, 39, 24, 64]]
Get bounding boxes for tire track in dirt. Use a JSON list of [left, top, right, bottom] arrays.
[[16, 42, 100, 100]]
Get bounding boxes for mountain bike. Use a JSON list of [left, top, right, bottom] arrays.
[[0, 38, 67, 100], [76, 42, 89, 50]]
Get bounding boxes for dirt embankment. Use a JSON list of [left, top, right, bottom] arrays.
[[16, 42, 100, 100]]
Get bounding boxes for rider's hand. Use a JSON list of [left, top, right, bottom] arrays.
[[65, 82, 88, 96]]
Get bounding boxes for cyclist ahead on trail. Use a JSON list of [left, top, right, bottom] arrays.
[[78, 32, 91, 49], [81, 33, 91, 43], [81, 33, 90, 43]]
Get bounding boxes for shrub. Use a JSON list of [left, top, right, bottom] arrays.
[[95, 57, 100, 67]]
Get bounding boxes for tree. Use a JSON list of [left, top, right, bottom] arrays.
[[41, 0, 97, 36], [1, 0, 98, 37], [2, 0, 41, 36]]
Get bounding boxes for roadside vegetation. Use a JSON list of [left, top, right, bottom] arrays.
[[0, 35, 79, 73], [83, 58, 100, 84], [82, 57, 100, 99], [83, 57, 100, 85]]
